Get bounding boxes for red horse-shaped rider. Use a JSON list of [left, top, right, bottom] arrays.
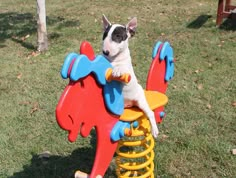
[[56, 41, 174, 177]]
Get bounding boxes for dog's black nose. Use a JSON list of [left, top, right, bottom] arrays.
[[103, 50, 110, 56]]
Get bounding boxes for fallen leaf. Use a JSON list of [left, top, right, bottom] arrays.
[[231, 149, 236, 155], [27, 51, 40, 58], [232, 102, 236, 107], [17, 73, 22, 79], [194, 69, 204, 74], [162, 134, 169, 139], [206, 104, 212, 109], [11, 35, 18, 40], [19, 101, 31, 105], [30, 102, 39, 114], [21, 34, 30, 41], [197, 84, 203, 90], [160, 134, 169, 142], [31, 51, 40, 57]]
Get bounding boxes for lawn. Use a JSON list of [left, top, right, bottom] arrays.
[[0, 0, 235, 177]]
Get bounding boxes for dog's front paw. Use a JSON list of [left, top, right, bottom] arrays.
[[151, 125, 159, 138], [112, 67, 129, 77]]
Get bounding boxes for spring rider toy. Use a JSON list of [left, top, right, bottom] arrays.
[[56, 40, 174, 178]]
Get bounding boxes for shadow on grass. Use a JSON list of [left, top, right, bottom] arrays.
[[8, 152, 116, 178], [219, 18, 236, 31], [187, 14, 236, 31], [9, 147, 94, 178], [9, 131, 116, 178], [187, 15, 212, 29], [0, 12, 80, 49]]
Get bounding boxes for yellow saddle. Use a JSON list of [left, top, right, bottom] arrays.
[[120, 90, 168, 122]]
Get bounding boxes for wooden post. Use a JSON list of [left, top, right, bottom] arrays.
[[225, 0, 231, 11], [216, 0, 224, 26]]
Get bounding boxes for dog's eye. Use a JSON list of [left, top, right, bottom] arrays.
[[115, 34, 122, 39], [111, 26, 128, 43], [112, 33, 127, 43], [112, 34, 122, 43]]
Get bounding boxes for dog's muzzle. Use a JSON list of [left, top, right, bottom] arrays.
[[103, 50, 110, 56]]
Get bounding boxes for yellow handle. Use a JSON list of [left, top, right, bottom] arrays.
[[105, 68, 131, 83]]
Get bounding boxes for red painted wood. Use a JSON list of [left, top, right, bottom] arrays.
[[216, 0, 236, 26]]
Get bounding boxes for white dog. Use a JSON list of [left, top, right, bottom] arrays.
[[102, 15, 159, 138]]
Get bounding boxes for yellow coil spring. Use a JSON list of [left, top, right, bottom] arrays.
[[116, 116, 155, 178]]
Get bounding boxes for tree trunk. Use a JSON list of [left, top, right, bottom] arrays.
[[37, 0, 48, 52]]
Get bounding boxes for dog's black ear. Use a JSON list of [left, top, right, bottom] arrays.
[[126, 17, 137, 37], [102, 14, 111, 31]]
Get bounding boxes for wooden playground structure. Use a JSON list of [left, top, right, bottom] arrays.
[[216, 0, 236, 25]]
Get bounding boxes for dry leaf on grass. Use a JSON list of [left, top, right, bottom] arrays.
[[27, 51, 40, 59], [197, 84, 203, 90], [19, 101, 40, 114], [194, 69, 204, 74], [19, 101, 31, 105], [232, 102, 236, 107], [17, 73, 22, 79], [160, 134, 169, 142], [231, 149, 236, 155], [30, 102, 39, 114], [162, 134, 169, 139], [206, 104, 212, 109], [21, 34, 30, 41], [31, 51, 40, 57]]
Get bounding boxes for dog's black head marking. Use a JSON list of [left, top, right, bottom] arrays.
[[103, 25, 112, 40], [103, 25, 128, 43], [111, 26, 128, 43]]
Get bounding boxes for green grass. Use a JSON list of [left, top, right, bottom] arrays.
[[0, 0, 236, 177]]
